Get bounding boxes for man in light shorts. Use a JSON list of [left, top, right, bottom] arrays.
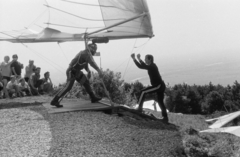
[[6, 75, 22, 98]]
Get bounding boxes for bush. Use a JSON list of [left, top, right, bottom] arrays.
[[201, 91, 224, 114]]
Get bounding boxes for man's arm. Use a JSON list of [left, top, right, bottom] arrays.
[[131, 53, 148, 70], [86, 52, 99, 71], [48, 77, 53, 86], [26, 82, 33, 95], [1, 60, 13, 67], [12, 67, 17, 76], [69, 52, 81, 68]]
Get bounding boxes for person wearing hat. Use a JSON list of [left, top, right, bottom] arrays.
[[11, 54, 24, 81], [50, 42, 103, 108]]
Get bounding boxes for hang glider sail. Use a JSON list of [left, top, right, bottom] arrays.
[[0, 0, 154, 43]]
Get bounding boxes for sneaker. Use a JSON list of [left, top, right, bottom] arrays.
[[91, 95, 102, 103], [50, 100, 63, 108], [160, 117, 169, 123]]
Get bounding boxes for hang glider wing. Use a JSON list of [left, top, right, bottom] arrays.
[[89, 0, 154, 40], [0, 28, 84, 43], [0, 0, 154, 43], [200, 126, 240, 137], [207, 111, 240, 129]]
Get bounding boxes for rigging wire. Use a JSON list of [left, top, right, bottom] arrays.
[[45, 23, 104, 29], [3, 31, 66, 74], [126, 39, 150, 71], [61, 0, 136, 13], [122, 16, 146, 79], [45, 0, 50, 27], [34, 24, 44, 29], [26, 9, 48, 29], [57, 42, 69, 62], [45, 22, 147, 31], [22, 44, 65, 75], [44, 4, 126, 21], [134, 38, 151, 48]]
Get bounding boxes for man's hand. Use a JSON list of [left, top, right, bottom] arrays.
[[137, 54, 141, 60], [87, 71, 91, 79], [131, 53, 135, 59]]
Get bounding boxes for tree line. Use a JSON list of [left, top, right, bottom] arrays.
[[56, 69, 240, 115]]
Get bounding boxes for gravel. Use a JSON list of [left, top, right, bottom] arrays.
[[0, 98, 183, 157]]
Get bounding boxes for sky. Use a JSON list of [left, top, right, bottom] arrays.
[[1, 0, 240, 87]]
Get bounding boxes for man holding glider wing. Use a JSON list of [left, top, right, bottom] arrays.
[[131, 53, 169, 123], [51, 38, 104, 108]]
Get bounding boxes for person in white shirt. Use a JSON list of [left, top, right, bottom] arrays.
[[24, 60, 36, 83], [0, 56, 13, 98], [6, 75, 22, 98], [18, 78, 32, 96]]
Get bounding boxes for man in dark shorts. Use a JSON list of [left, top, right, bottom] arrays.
[[29, 67, 44, 95], [11, 54, 24, 80], [131, 53, 169, 123], [42, 71, 53, 93], [50, 42, 103, 108]]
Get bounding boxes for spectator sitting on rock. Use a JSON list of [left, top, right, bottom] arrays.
[[24, 60, 36, 83], [18, 78, 32, 96], [29, 67, 44, 95], [6, 75, 22, 98], [42, 71, 53, 94], [11, 54, 24, 82]]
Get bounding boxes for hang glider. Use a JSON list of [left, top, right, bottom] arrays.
[[206, 111, 240, 129], [200, 111, 240, 137], [0, 0, 154, 43], [200, 126, 240, 137]]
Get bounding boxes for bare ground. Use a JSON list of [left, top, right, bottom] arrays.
[[0, 96, 184, 157]]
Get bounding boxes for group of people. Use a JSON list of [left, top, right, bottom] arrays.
[[50, 40, 169, 123], [0, 54, 53, 98], [0, 39, 169, 123]]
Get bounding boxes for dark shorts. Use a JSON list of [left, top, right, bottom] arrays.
[[2, 76, 10, 82], [34, 79, 45, 88], [24, 77, 29, 83]]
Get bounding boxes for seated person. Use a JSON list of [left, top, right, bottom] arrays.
[[42, 71, 53, 94], [29, 67, 44, 95], [6, 75, 22, 98], [18, 78, 32, 96]]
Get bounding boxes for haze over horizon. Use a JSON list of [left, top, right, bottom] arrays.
[[1, 0, 240, 87]]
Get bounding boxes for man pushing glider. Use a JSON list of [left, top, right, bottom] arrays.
[[131, 53, 169, 123], [51, 38, 103, 108]]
